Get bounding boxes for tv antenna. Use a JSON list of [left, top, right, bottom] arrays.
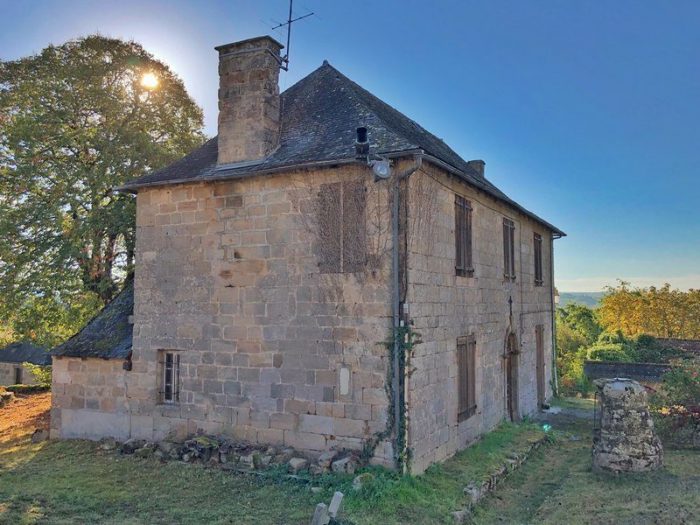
[[271, 0, 314, 71]]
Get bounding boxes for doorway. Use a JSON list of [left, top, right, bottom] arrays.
[[505, 332, 519, 421]]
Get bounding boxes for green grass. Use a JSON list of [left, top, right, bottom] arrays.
[[0, 420, 544, 525], [473, 414, 700, 525], [550, 396, 595, 410], [4, 398, 697, 524]]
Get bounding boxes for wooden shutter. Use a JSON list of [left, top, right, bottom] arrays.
[[534, 233, 543, 286], [536, 325, 545, 407], [455, 195, 473, 277], [458, 335, 477, 421], [318, 183, 342, 273], [503, 218, 515, 279], [342, 181, 367, 272], [455, 196, 464, 274]]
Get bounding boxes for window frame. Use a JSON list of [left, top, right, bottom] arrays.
[[503, 218, 516, 280], [533, 233, 544, 286], [457, 334, 477, 421], [159, 351, 181, 404], [455, 194, 474, 277]]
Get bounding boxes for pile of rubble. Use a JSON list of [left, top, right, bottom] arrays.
[[100, 434, 363, 476], [0, 390, 14, 408]]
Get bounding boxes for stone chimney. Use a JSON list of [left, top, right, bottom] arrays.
[[215, 36, 283, 165], [466, 160, 485, 178]]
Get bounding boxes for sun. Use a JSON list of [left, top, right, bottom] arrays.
[[140, 72, 159, 89]]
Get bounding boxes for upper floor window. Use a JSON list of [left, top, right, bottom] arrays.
[[503, 218, 516, 280], [534, 233, 543, 286], [317, 181, 367, 273], [455, 195, 473, 277]]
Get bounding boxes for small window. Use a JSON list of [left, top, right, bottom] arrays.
[[534, 233, 543, 286], [159, 351, 181, 404], [455, 195, 473, 277], [457, 335, 477, 421], [14, 367, 22, 385], [503, 218, 516, 280], [317, 181, 367, 273]]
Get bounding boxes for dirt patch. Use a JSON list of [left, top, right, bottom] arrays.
[[0, 392, 50, 445]]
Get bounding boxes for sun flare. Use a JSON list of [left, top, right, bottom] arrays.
[[140, 72, 159, 89]]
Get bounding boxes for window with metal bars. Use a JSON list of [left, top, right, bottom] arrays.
[[159, 351, 180, 404], [534, 233, 543, 286], [503, 218, 516, 280], [455, 195, 473, 277], [457, 335, 477, 421], [317, 181, 367, 273]]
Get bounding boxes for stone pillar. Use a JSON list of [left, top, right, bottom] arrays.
[[592, 378, 663, 473], [215, 36, 283, 165]]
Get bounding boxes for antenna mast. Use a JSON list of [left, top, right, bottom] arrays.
[[271, 0, 314, 71]]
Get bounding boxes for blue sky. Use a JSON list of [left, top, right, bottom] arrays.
[[2, 0, 699, 292]]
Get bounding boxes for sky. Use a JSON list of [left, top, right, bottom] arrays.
[[1, 0, 699, 292]]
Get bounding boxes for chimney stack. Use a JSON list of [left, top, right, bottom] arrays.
[[215, 36, 284, 165], [466, 159, 485, 178]]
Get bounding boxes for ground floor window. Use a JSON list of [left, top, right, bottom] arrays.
[[457, 335, 477, 421], [159, 351, 180, 404]]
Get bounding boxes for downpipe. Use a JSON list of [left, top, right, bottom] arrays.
[[391, 154, 422, 472]]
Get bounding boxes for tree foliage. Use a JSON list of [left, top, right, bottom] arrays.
[[598, 281, 700, 339], [0, 35, 204, 343]]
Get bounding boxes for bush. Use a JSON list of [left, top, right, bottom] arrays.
[[586, 343, 635, 362], [24, 363, 51, 387], [659, 360, 700, 407], [5, 384, 50, 394]]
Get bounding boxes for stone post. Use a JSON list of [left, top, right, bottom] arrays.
[[592, 378, 663, 473]]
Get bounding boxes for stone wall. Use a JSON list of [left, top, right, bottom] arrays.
[[50, 357, 130, 440], [125, 165, 394, 463], [0, 362, 43, 386], [404, 164, 555, 473]]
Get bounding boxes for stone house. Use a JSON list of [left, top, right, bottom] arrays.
[[51, 36, 564, 473], [0, 342, 50, 386]]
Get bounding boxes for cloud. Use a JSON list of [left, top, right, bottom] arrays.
[[556, 275, 700, 292]]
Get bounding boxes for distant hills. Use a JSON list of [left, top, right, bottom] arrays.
[[558, 292, 605, 308]]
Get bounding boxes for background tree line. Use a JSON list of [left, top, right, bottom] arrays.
[[0, 35, 205, 348], [556, 282, 700, 395]]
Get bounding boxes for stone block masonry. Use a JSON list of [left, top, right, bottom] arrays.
[[126, 165, 394, 464]]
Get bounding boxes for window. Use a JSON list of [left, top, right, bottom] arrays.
[[14, 367, 22, 385], [159, 351, 180, 404], [535, 325, 546, 407], [455, 195, 473, 277], [457, 335, 477, 421], [503, 218, 516, 280], [317, 181, 367, 273], [534, 233, 543, 286]]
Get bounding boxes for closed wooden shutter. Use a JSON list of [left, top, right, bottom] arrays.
[[503, 218, 515, 279], [342, 181, 367, 272], [536, 325, 545, 407], [534, 233, 543, 286], [318, 183, 342, 273], [455, 195, 473, 277], [458, 335, 477, 421]]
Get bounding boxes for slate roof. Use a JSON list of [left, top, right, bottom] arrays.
[[0, 342, 50, 365], [121, 61, 563, 236], [52, 281, 133, 359]]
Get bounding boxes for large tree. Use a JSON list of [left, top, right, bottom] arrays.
[[0, 35, 204, 342]]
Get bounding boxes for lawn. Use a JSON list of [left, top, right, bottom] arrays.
[[1, 393, 698, 524]]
